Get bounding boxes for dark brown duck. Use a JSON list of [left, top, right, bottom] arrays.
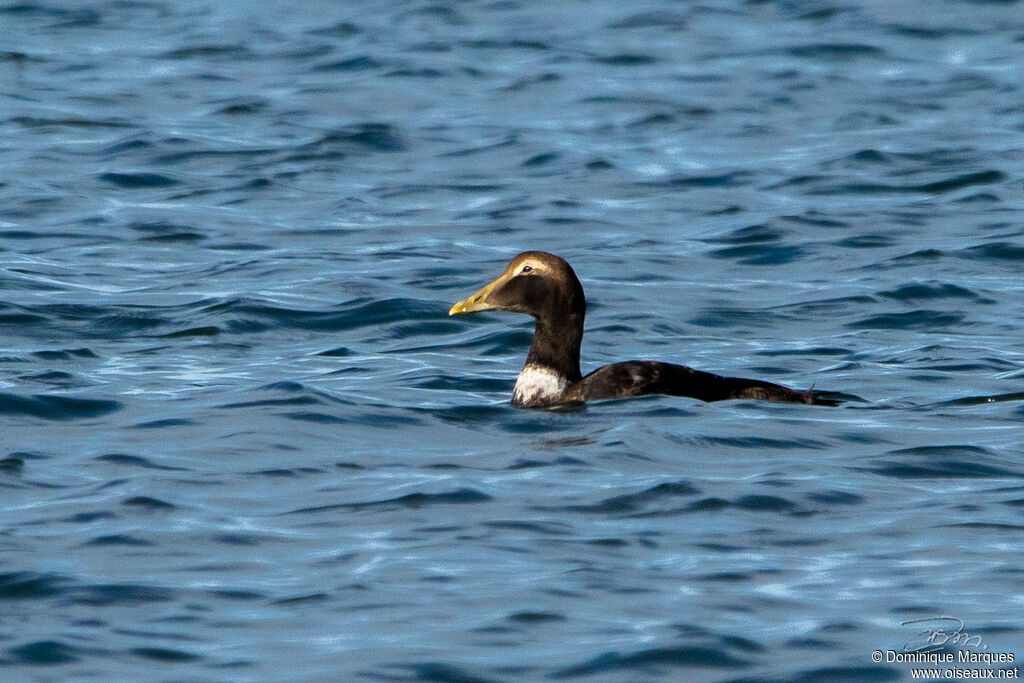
[[449, 251, 831, 408]]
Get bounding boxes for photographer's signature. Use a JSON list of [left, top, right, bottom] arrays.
[[902, 616, 986, 652]]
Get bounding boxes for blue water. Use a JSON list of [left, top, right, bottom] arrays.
[[2, 1, 1023, 680]]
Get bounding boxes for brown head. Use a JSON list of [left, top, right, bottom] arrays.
[[449, 251, 585, 322]]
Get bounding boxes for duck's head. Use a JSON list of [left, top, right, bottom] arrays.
[[449, 251, 585, 321]]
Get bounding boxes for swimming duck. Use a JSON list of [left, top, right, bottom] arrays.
[[449, 251, 829, 408]]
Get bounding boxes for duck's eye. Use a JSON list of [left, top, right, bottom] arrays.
[[521, 265, 532, 273]]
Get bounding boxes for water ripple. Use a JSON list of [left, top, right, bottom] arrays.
[[0, 393, 121, 420], [290, 488, 492, 514]]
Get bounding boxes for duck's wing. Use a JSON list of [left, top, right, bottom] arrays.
[[568, 360, 828, 405]]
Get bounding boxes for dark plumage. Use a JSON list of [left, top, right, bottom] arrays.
[[449, 251, 830, 408]]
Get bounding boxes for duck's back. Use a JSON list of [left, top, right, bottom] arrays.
[[567, 361, 819, 405]]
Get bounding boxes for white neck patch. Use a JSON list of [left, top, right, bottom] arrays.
[[513, 365, 568, 406]]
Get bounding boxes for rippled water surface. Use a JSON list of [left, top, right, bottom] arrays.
[[3, 1, 1023, 680]]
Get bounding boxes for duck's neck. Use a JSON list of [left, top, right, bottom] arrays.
[[524, 312, 583, 383], [512, 314, 583, 407]]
